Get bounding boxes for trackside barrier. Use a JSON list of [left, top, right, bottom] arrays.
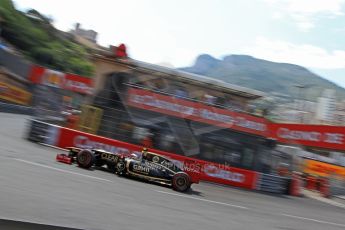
[[319, 177, 330, 198], [26, 119, 60, 144], [289, 173, 302, 196], [256, 173, 289, 194], [26, 119, 292, 193], [305, 175, 318, 191], [330, 178, 345, 196], [0, 102, 33, 115], [303, 175, 335, 198]]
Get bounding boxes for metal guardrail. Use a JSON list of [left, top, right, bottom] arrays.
[[26, 119, 62, 146], [0, 102, 33, 115], [330, 178, 345, 196], [26, 119, 53, 143], [0, 48, 32, 79], [256, 173, 289, 194]]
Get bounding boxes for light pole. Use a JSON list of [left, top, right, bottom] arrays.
[[0, 16, 4, 38], [294, 84, 315, 123], [294, 85, 305, 123]]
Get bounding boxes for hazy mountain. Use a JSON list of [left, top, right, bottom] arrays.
[[180, 54, 345, 101]]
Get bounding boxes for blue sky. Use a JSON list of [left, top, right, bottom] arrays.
[[13, 0, 345, 88]]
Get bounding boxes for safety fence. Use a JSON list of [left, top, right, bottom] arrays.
[[18, 64, 344, 196], [29, 81, 297, 181], [3, 57, 345, 154], [3, 51, 345, 196]]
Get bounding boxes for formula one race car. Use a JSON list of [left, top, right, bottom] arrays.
[[56, 147, 200, 192]]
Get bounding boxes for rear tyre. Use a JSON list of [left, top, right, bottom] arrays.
[[76, 149, 95, 169], [172, 172, 191, 192]]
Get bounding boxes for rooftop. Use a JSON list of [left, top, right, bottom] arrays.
[[90, 48, 265, 100], [131, 60, 266, 99]]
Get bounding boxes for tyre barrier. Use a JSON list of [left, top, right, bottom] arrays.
[[305, 175, 318, 191], [289, 173, 302, 197], [256, 173, 289, 194], [27, 119, 51, 143], [319, 177, 330, 198], [26, 119, 60, 145], [303, 175, 334, 198]]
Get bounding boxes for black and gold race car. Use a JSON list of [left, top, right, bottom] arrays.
[[56, 147, 200, 192]]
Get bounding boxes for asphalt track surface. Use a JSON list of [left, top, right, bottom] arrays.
[[0, 113, 344, 230]]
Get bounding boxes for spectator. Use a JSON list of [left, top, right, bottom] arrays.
[[141, 132, 154, 148], [204, 94, 216, 104], [66, 110, 80, 129], [174, 87, 189, 98]]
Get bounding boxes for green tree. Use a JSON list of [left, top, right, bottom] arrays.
[[0, 0, 94, 76]]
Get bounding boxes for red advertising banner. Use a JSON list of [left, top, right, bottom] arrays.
[[56, 127, 258, 189], [29, 65, 93, 94], [127, 88, 268, 136], [269, 123, 345, 151], [126, 88, 345, 151]]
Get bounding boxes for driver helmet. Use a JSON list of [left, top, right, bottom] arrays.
[[130, 152, 141, 160], [141, 148, 148, 159]]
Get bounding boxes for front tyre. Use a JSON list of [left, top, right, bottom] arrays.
[[76, 149, 95, 169], [172, 172, 191, 192], [116, 160, 126, 176]]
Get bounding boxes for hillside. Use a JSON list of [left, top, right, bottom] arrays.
[[0, 0, 93, 76], [180, 54, 345, 101]]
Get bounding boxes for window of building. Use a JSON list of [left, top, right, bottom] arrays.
[[241, 148, 255, 169]]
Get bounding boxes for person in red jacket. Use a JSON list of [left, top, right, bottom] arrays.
[[141, 132, 154, 148], [66, 110, 80, 129], [142, 136, 153, 148]]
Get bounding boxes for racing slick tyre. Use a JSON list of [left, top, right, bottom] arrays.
[[76, 149, 95, 169], [116, 160, 126, 176], [172, 172, 191, 192]]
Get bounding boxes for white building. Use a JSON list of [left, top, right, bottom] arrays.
[[271, 99, 316, 124], [70, 23, 97, 43], [316, 89, 337, 124], [334, 100, 345, 126]]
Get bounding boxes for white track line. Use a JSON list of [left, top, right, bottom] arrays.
[[155, 190, 248, 209], [302, 189, 345, 209], [39, 143, 67, 151], [281, 214, 345, 228], [0, 216, 78, 229], [14, 158, 112, 182]]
